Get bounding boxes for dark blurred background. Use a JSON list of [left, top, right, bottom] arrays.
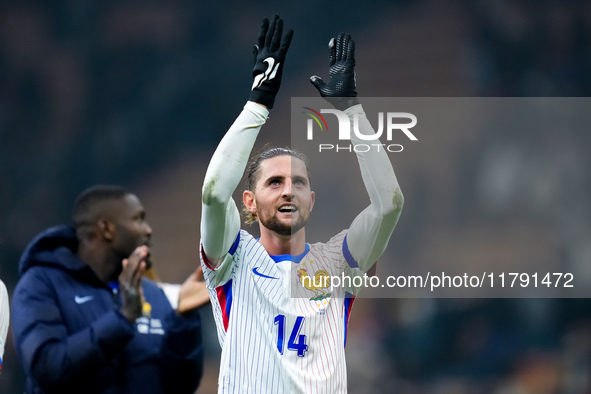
[[1, 0, 591, 393]]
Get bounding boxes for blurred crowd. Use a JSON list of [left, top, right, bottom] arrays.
[[348, 1, 591, 393]]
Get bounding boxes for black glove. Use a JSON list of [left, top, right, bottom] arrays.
[[310, 33, 359, 110], [249, 15, 294, 109]]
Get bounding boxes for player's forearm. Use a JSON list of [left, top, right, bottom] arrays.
[[202, 101, 268, 206], [347, 104, 404, 215], [201, 102, 268, 263], [346, 104, 404, 271]]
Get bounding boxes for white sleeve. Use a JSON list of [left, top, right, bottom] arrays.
[[344, 104, 404, 272], [0, 279, 9, 371], [201, 102, 269, 267], [156, 282, 181, 310]]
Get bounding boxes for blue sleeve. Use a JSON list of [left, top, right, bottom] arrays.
[[11, 268, 134, 389], [159, 308, 204, 394]]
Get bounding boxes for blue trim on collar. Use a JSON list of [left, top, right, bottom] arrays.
[[269, 243, 310, 263]]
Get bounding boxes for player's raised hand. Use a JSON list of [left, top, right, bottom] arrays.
[[119, 246, 147, 323], [249, 15, 294, 109], [310, 33, 360, 110]]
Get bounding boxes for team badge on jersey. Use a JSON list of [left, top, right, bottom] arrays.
[[297, 260, 332, 301]]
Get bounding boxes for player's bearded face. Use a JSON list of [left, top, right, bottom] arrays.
[[252, 156, 314, 236]]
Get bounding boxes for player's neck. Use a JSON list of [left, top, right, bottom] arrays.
[[78, 241, 120, 283], [258, 226, 306, 256]]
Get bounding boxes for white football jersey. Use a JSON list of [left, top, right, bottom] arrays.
[[0, 279, 9, 373], [201, 229, 362, 394]]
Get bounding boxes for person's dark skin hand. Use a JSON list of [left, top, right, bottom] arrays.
[[119, 246, 147, 323]]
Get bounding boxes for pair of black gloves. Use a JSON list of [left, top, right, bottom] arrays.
[[249, 15, 359, 111]]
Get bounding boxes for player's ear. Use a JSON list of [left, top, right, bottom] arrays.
[[243, 190, 257, 213], [309, 191, 315, 213], [97, 218, 115, 242]]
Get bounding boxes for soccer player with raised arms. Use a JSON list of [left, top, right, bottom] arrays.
[[200, 15, 404, 393]]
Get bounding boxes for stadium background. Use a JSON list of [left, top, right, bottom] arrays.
[[1, 0, 591, 392]]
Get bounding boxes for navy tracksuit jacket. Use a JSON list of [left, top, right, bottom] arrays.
[[12, 225, 203, 394]]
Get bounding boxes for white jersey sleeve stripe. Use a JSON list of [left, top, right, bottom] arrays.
[[0, 280, 9, 373]]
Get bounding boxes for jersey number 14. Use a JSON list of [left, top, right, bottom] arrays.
[[274, 315, 308, 357]]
